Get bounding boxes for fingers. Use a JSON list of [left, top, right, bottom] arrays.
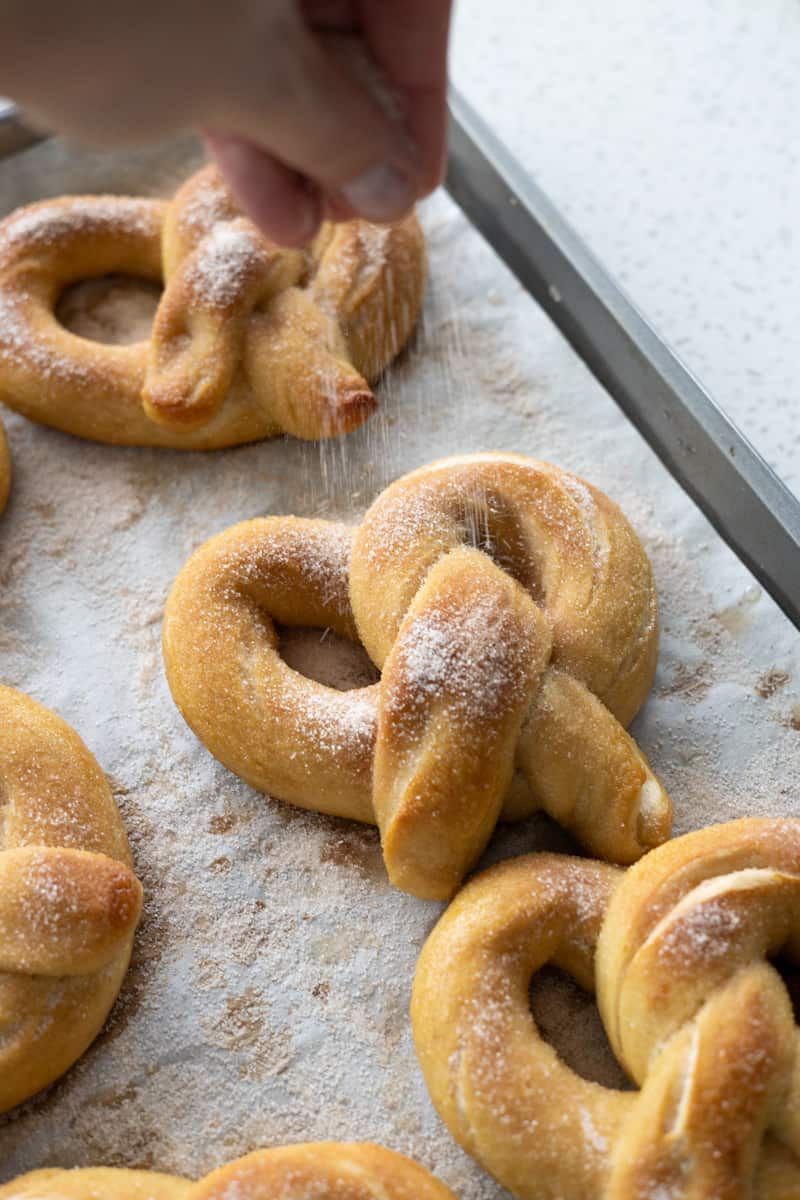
[[1, 0, 452, 235], [301, 0, 359, 26], [219, 18, 419, 225], [403, 86, 450, 198], [205, 133, 323, 246], [359, 0, 454, 193]]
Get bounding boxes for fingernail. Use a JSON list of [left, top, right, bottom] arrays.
[[339, 163, 417, 222]]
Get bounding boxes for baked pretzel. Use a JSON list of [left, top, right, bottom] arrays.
[[0, 165, 425, 447], [0, 1170, 189, 1200], [163, 452, 670, 900], [412, 818, 800, 1199], [1, 1143, 457, 1198], [0, 417, 9, 514], [0, 686, 142, 1114]]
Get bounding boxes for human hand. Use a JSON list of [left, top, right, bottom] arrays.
[[2, 0, 452, 244]]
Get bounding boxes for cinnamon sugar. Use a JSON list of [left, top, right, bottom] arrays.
[[278, 626, 379, 692], [57, 277, 160, 346], [755, 670, 791, 700]]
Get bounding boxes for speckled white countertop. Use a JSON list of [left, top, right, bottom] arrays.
[[453, 0, 800, 494]]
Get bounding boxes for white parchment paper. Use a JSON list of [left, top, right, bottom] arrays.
[[0, 135, 798, 1194]]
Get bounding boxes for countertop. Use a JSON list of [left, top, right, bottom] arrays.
[[453, 0, 800, 495]]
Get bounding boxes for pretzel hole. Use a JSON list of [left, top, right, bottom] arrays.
[[278, 625, 379, 690], [529, 965, 633, 1091], [459, 492, 541, 598], [57, 275, 162, 345]]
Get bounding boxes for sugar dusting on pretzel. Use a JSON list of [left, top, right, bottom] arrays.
[[163, 452, 671, 900], [0, 165, 426, 448], [412, 817, 800, 1199], [0, 685, 142, 1115], [1, 1143, 458, 1199]]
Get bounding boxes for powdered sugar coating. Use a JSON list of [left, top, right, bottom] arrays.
[[175, 177, 232, 241], [185, 225, 266, 309], [395, 597, 530, 723]]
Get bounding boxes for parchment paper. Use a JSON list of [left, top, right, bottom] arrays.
[[0, 135, 798, 1194]]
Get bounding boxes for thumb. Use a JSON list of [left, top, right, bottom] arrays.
[[205, 134, 324, 247]]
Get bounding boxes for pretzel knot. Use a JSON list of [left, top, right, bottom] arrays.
[[412, 818, 800, 1200], [0, 686, 142, 1114], [0, 165, 425, 448], [164, 452, 671, 901], [2, 1143, 457, 1199]]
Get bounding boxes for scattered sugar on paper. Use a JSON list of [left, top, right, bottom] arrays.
[[58, 277, 161, 346]]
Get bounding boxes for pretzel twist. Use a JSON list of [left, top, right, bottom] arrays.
[[412, 818, 800, 1199], [0, 165, 425, 448], [0, 686, 142, 1114], [0, 417, 9, 515], [164, 453, 671, 900], [1, 1143, 457, 1199]]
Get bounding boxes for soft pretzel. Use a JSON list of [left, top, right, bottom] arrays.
[[412, 818, 800, 1199], [0, 686, 143, 1114], [1, 1143, 457, 1198], [0, 1169, 190, 1200], [0, 165, 425, 447], [0, 417, 9, 514], [163, 452, 670, 900]]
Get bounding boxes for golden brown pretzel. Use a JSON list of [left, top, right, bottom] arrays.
[[0, 417, 9, 515], [0, 686, 143, 1114], [1, 1143, 457, 1198], [163, 452, 670, 900], [0, 165, 425, 447], [0, 1169, 190, 1200], [412, 818, 800, 1199]]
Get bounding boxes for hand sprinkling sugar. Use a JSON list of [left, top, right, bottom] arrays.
[[0, 0, 453, 246]]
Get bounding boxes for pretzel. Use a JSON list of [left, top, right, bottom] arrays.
[[0, 165, 425, 448], [0, 416, 9, 514], [0, 1170, 189, 1200], [163, 452, 671, 900], [0, 686, 143, 1114], [1, 1143, 458, 1198], [411, 817, 800, 1199]]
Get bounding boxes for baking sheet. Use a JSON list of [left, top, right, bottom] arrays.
[[0, 134, 798, 1193]]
